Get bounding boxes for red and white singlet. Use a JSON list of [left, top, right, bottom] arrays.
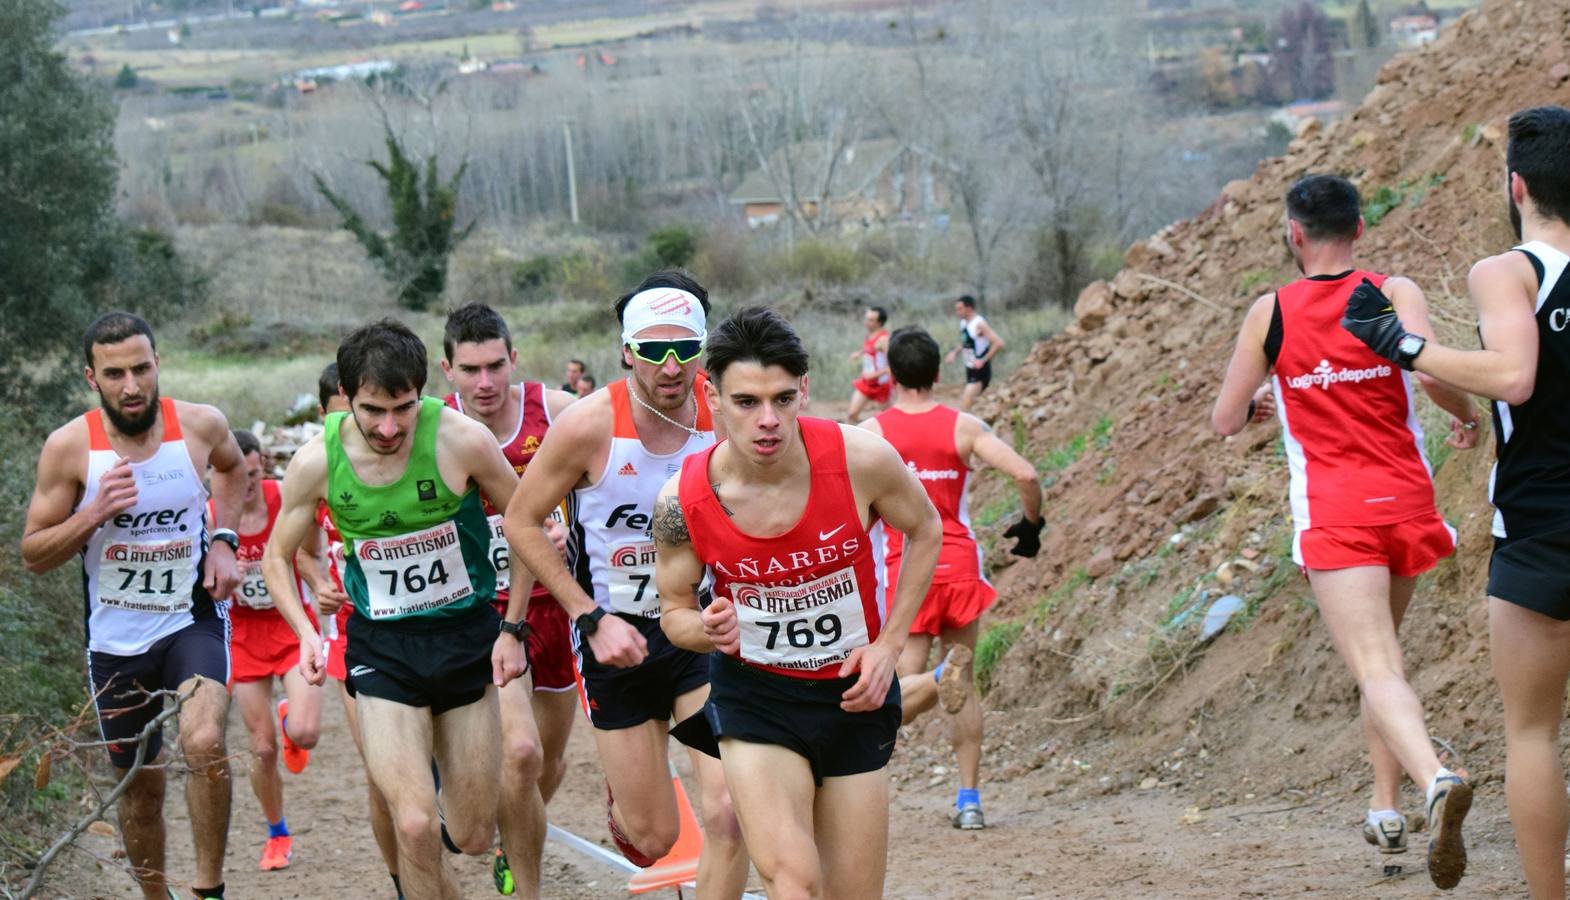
[[212, 480, 315, 626], [872, 405, 988, 588], [861, 329, 891, 387], [679, 417, 887, 679]]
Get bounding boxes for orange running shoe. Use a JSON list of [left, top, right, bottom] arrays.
[[260, 834, 293, 870], [278, 699, 309, 774]]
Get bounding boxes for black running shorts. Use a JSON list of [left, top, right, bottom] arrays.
[[703, 653, 901, 785], [1489, 528, 1570, 621], [964, 361, 993, 389], [574, 613, 708, 730], [345, 605, 499, 713], [88, 614, 230, 769]]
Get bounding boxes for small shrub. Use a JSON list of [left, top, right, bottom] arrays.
[[647, 225, 698, 269], [512, 255, 557, 299], [690, 227, 757, 293], [559, 251, 615, 301], [785, 239, 866, 285]]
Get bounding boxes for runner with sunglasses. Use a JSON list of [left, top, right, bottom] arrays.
[[504, 273, 749, 898]]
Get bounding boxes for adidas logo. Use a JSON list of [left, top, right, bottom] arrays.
[[617, 462, 638, 476]]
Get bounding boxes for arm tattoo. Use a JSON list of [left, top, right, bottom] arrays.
[[652, 495, 690, 544], [710, 483, 735, 517]]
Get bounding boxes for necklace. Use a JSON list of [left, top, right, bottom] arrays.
[[626, 378, 703, 437]]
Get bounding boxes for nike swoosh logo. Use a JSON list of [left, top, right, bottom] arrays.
[[819, 523, 847, 541], [877, 739, 896, 750]]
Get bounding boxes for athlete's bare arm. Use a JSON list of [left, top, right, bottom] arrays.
[[543, 387, 577, 420], [842, 425, 941, 712], [653, 478, 727, 654], [1212, 293, 1276, 436], [504, 394, 650, 667], [1377, 278, 1480, 449], [21, 423, 111, 574], [1406, 252, 1542, 405], [263, 436, 330, 685], [975, 320, 1003, 364], [960, 415, 1043, 523], [182, 401, 245, 599]]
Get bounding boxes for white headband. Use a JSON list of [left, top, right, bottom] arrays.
[[621, 288, 706, 344]]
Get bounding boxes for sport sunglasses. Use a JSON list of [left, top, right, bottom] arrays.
[[626, 335, 705, 365]]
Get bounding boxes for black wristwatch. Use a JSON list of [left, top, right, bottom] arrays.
[[499, 619, 530, 641], [576, 607, 607, 637], [210, 528, 240, 553]]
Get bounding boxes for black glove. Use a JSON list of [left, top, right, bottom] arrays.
[[1003, 515, 1044, 559], [1341, 278, 1426, 369]]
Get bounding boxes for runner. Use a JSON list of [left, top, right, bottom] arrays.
[[261, 319, 528, 900], [503, 272, 749, 898], [862, 325, 1044, 831], [845, 306, 891, 424], [1213, 174, 1479, 889], [217, 429, 322, 872], [575, 373, 597, 398], [653, 306, 943, 898], [295, 362, 407, 899], [21, 312, 244, 900], [562, 359, 587, 394], [440, 303, 579, 898], [1338, 106, 1570, 898], [942, 295, 1003, 412]]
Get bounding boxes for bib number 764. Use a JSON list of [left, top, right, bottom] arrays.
[[763, 613, 842, 650], [377, 559, 451, 596]]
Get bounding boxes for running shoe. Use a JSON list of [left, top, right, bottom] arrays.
[[1425, 771, 1473, 890], [278, 699, 309, 774], [606, 783, 657, 868], [951, 804, 986, 830], [1363, 814, 1407, 877], [260, 833, 294, 870], [937, 645, 974, 715], [492, 847, 515, 895]]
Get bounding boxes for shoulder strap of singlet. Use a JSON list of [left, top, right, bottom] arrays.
[[677, 444, 722, 559], [159, 398, 182, 441], [800, 417, 847, 475], [412, 396, 442, 469], [263, 479, 282, 521], [1264, 293, 1283, 366], [609, 380, 637, 439], [83, 397, 184, 451], [521, 380, 544, 422]]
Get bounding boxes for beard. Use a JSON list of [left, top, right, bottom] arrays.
[[99, 387, 160, 436], [633, 371, 692, 413]]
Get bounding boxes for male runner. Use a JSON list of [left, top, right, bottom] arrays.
[[504, 272, 749, 898], [22, 312, 244, 900], [863, 325, 1043, 830], [441, 303, 578, 898], [1337, 107, 1570, 898], [562, 359, 587, 394], [845, 306, 891, 424], [262, 319, 528, 900], [942, 295, 1003, 412], [218, 429, 322, 871], [575, 374, 597, 398], [654, 306, 943, 899], [1213, 174, 1478, 889]]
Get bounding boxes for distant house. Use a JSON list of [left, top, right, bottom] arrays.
[[729, 139, 944, 229], [1389, 14, 1438, 47]]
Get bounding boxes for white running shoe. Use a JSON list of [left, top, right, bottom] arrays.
[[1425, 770, 1473, 890]]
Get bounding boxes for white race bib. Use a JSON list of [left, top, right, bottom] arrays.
[[607, 540, 660, 617], [234, 559, 274, 609], [356, 521, 475, 620], [486, 514, 510, 594], [97, 538, 197, 614], [732, 568, 870, 671]]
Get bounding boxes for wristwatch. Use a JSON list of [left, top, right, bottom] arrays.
[[499, 619, 530, 641], [210, 528, 240, 552], [575, 607, 607, 637], [1396, 333, 1427, 367]]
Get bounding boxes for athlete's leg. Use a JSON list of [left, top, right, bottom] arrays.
[[958, 381, 982, 412], [496, 677, 547, 899], [595, 721, 681, 860], [1490, 596, 1570, 899], [846, 390, 868, 424], [895, 634, 937, 725], [718, 738, 821, 899], [530, 688, 577, 804], [814, 768, 890, 900], [359, 695, 454, 900], [1365, 576, 1417, 812], [280, 666, 322, 750], [674, 686, 747, 900], [430, 686, 503, 855], [939, 622, 983, 792], [232, 679, 284, 825], [177, 675, 232, 892], [117, 757, 169, 900], [340, 682, 400, 880], [1310, 567, 1442, 789]]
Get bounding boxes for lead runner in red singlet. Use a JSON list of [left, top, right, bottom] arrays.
[[845, 305, 891, 424], [654, 307, 942, 899], [1213, 174, 1480, 889], [441, 303, 577, 898], [863, 326, 1043, 831]]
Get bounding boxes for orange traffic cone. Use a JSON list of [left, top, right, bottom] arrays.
[[627, 769, 704, 895]]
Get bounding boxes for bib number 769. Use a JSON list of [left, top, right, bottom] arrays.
[[763, 613, 842, 650]]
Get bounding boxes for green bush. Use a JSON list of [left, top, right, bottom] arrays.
[[974, 621, 1025, 695], [559, 251, 615, 301], [784, 239, 867, 285], [512, 255, 557, 298], [646, 225, 698, 270]]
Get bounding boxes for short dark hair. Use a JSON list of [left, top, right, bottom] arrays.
[[578, 374, 597, 390], [1284, 174, 1361, 240], [614, 271, 711, 325], [318, 362, 340, 411], [868, 306, 888, 325], [568, 358, 587, 372], [232, 428, 262, 457], [1508, 106, 1570, 225], [956, 295, 977, 310], [887, 326, 941, 390], [705, 307, 809, 385], [83, 311, 156, 368], [337, 318, 428, 400], [443, 302, 512, 361]]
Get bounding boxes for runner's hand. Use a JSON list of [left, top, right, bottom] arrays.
[[944, 349, 958, 364], [1003, 515, 1044, 558], [1341, 279, 1424, 369], [492, 633, 527, 687], [87, 457, 138, 524], [203, 541, 239, 600], [314, 582, 350, 616], [701, 596, 740, 655], [545, 519, 568, 557], [588, 614, 649, 668], [1250, 385, 1276, 422], [838, 640, 898, 712], [1447, 416, 1481, 450], [298, 633, 326, 686]]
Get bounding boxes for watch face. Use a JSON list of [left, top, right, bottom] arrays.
[[1398, 335, 1424, 356]]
